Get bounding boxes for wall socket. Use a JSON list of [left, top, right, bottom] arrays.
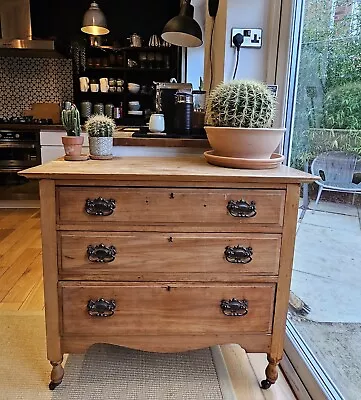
[[231, 28, 263, 49]]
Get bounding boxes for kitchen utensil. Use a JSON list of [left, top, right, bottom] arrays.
[[154, 82, 192, 133], [90, 79, 99, 92], [116, 54, 124, 66], [105, 103, 114, 118], [93, 103, 104, 115], [149, 34, 161, 47], [128, 101, 140, 111], [100, 78, 109, 93], [174, 92, 193, 136], [127, 59, 138, 68], [147, 52, 155, 69], [114, 106, 122, 119], [155, 52, 163, 69], [80, 101, 92, 118], [128, 83, 140, 94], [129, 33, 142, 47], [79, 77, 89, 92], [30, 103, 61, 124], [139, 52, 147, 69], [162, 39, 172, 47], [89, 35, 102, 47], [149, 113, 165, 133]]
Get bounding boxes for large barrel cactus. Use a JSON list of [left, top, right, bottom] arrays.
[[206, 80, 276, 129], [85, 115, 116, 137]]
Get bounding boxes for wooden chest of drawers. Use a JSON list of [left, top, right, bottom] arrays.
[[21, 156, 315, 391]]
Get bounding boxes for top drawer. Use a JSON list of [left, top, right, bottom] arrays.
[[57, 187, 285, 227]]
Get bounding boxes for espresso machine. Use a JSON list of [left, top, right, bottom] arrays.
[[155, 82, 193, 136]]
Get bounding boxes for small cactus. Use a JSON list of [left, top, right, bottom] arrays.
[[85, 115, 116, 137], [206, 80, 276, 129], [61, 104, 81, 136]]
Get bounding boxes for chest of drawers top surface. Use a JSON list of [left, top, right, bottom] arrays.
[[20, 156, 317, 184]]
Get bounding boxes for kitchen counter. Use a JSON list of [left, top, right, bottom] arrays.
[[0, 124, 65, 131], [1, 124, 210, 148]]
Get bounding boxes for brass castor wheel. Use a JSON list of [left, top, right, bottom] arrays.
[[49, 381, 61, 390], [261, 379, 272, 390]]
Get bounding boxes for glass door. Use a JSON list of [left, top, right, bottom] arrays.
[[284, 1, 361, 399]]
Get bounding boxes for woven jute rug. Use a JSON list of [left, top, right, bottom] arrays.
[[0, 313, 236, 400]]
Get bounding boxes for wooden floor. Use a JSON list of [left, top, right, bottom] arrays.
[[0, 208, 297, 399]]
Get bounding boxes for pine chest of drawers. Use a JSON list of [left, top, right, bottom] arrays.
[[21, 156, 315, 390]]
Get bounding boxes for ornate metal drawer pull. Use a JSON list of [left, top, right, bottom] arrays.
[[87, 244, 117, 263], [85, 198, 116, 216], [220, 298, 248, 317], [224, 246, 253, 264], [227, 200, 257, 218], [87, 298, 116, 317]]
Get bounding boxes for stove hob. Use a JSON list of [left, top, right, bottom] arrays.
[[0, 116, 54, 125]]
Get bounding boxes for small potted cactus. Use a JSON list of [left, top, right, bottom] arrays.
[[205, 80, 285, 162], [85, 115, 115, 160], [61, 103, 84, 161]]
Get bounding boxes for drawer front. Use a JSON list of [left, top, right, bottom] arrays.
[[60, 283, 275, 336], [57, 187, 285, 227], [59, 232, 281, 278]]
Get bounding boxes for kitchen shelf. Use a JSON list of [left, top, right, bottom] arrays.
[[85, 67, 171, 72], [90, 46, 173, 52]]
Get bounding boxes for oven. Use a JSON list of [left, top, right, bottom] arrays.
[[0, 130, 41, 174]]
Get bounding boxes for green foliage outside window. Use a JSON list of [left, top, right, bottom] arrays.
[[291, 0, 361, 169]]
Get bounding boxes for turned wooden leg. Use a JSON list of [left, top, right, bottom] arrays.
[[49, 358, 64, 390], [260, 355, 279, 390]]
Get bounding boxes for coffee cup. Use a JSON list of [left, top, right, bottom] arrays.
[[149, 113, 165, 133], [90, 83, 99, 93], [100, 78, 109, 93], [79, 77, 89, 92]]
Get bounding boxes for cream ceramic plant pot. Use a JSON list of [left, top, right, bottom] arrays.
[[205, 127, 285, 159], [89, 137, 113, 159]]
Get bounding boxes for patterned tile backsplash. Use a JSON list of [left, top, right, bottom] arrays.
[[0, 57, 73, 117]]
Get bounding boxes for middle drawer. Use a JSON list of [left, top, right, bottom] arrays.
[[59, 232, 281, 279]]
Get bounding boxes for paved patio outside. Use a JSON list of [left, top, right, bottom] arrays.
[[292, 199, 361, 323]]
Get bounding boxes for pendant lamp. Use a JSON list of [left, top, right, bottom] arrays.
[[81, 2, 109, 35], [161, 0, 203, 47]]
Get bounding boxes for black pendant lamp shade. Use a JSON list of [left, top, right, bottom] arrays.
[[81, 2, 109, 35], [162, 0, 203, 48]]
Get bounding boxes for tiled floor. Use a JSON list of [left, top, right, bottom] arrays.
[[292, 199, 361, 323]]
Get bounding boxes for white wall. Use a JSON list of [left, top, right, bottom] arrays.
[[186, 0, 206, 89], [224, 0, 270, 82]]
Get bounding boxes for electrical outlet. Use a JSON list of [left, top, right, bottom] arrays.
[[231, 28, 262, 48]]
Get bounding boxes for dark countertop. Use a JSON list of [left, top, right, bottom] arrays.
[[0, 124, 65, 131], [0, 124, 210, 148]]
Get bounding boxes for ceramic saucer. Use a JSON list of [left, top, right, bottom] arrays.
[[204, 151, 285, 169]]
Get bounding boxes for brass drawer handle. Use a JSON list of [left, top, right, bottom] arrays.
[[85, 197, 116, 216], [224, 246, 253, 264], [87, 244, 117, 263], [227, 200, 256, 218], [220, 298, 248, 317], [87, 298, 116, 317]]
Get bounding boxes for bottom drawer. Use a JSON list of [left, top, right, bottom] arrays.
[[60, 283, 275, 336]]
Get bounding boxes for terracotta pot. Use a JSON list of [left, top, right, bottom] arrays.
[[62, 136, 84, 160], [205, 127, 285, 159]]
